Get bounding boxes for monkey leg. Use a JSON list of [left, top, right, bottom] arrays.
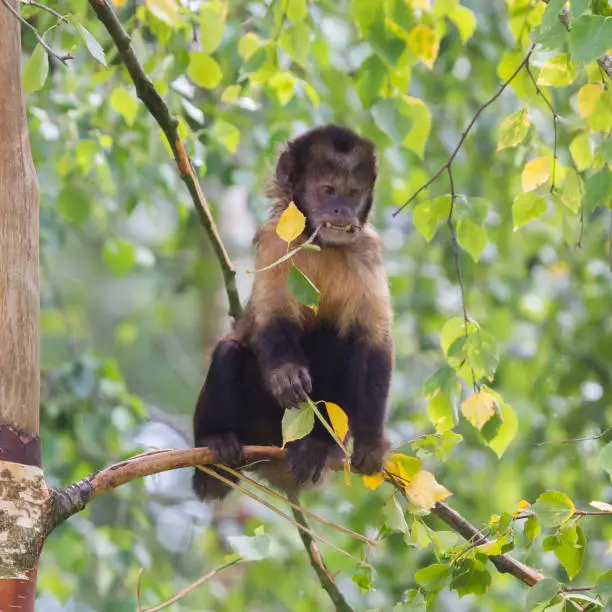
[[192, 339, 247, 501]]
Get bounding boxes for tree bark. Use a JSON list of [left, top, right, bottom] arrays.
[[0, 1, 41, 609]]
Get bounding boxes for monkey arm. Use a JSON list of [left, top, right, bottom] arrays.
[[346, 337, 393, 474]]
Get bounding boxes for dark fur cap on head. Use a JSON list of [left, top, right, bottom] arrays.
[[269, 124, 378, 203]]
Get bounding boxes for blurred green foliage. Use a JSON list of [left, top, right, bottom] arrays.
[[18, 0, 612, 609]]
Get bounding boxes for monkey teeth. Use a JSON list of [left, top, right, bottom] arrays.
[[323, 222, 353, 232]]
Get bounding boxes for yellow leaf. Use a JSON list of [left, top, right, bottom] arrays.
[[461, 391, 497, 430], [146, 0, 178, 26], [386, 453, 423, 483], [363, 472, 384, 490], [324, 402, 349, 441], [513, 499, 531, 517], [113, 0, 127, 6], [404, 470, 452, 511], [408, 24, 439, 70], [521, 157, 550, 192], [477, 538, 503, 555], [276, 201, 306, 243], [577, 84, 603, 119]]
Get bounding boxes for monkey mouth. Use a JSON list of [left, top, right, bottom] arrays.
[[321, 221, 357, 233]]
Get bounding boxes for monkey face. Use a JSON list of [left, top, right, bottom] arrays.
[[275, 125, 378, 248], [298, 177, 372, 246]]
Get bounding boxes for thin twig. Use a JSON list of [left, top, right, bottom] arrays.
[[524, 60, 559, 192], [197, 465, 367, 567], [287, 492, 354, 612], [537, 427, 611, 446], [136, 559, 241, 612], [86, 0, 242, 319], [446, 166, 469, 329], [20, 0, 69, 23], [218, 465, 376, 545], [1, 0, 73, 62], [394, 45, 536, 215]]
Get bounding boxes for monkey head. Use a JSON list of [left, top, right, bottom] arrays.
[[275, 125, 377, 246]]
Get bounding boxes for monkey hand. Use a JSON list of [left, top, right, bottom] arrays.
[[268, 363, 312, 408], [196, 432, 245, 467], [351, 435, 390, 475]]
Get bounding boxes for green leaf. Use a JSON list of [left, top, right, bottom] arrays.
[[279, 21, 311, 66], [350, 0, 382, 34], [77, 24, 107, 67], [512, 193, 547, 231], [286, 0, 308, 22], [102, 239, 136, 276], [524, 516, 541, 541], [423, 365, 457, 399], [415, 563, 450, 591], [199, 5, 226, 54], [541, 0, 567, 30], [187, 52, 223, 89], [355, 55, 386, 108], [368, 18, 406, 66], [600, 441, 612, 480], [597, 139, 612, 164], [457, 219, 488, 262], [453, 195, 488, 224], [427, 392, 456, 433], [22, 44, 49, 94], [570, 15, 612, 63], [212, 119, 240, 154], [584, 166, 612, 212], [570, 0, 591, 19], [440, 316, 476, 356], [525, 578, 560, 611], [531, 20, 568, 51], [371, 99, 414, 147], [146, 0, 178, 26], [384, 495, 409, 533], [450, 559, 491, 598], [497, 108, 531, 151], [536, 54, 577, 87], [413, 195, 452, 242], [393, 590, 426, 611], [281, 406, 314, 444], [448, 5, 476, 42], [554, 525, 586, 580], [268, 72, 295, 106], [227, 531, 271, 561], [559, 168, 582, 214], [595, 570, 612, 597], [570, 132, 593, 171], [287, 264, 320, 313], [352, 566, 375, 593], [487, 403, 518, 458], [401, 97, 432, 159], [110, 88, 138, 126], [533, 490, 575, 527]]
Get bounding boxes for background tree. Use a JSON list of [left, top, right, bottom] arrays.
[[0, 0, 611, 611]]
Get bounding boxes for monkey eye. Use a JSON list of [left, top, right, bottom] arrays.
[[348, 188, 360, 197], [321, 185, 336, 195]]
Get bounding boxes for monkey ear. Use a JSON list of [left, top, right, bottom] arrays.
[[275, 148, 294, 191]]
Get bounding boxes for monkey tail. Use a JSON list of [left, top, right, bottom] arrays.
[[192, 466, 238, 501]]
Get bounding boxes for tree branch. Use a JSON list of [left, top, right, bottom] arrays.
[[287, 492, 354, 612], [1, 0, 73, 62], [86, 0, 242, 319], [393, 45, 535, 215], [48, 445, 547, 590]]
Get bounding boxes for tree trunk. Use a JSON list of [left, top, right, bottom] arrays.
[[0, 1, 41, 609]]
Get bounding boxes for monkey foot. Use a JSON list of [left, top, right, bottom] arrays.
[[197, 432, 245, 467], [351, 437, 390, 475]]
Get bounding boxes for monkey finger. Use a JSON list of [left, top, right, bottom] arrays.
[[298, 368, 313, 396]]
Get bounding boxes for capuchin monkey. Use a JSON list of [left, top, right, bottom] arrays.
[[192, 124, 393, 500]]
